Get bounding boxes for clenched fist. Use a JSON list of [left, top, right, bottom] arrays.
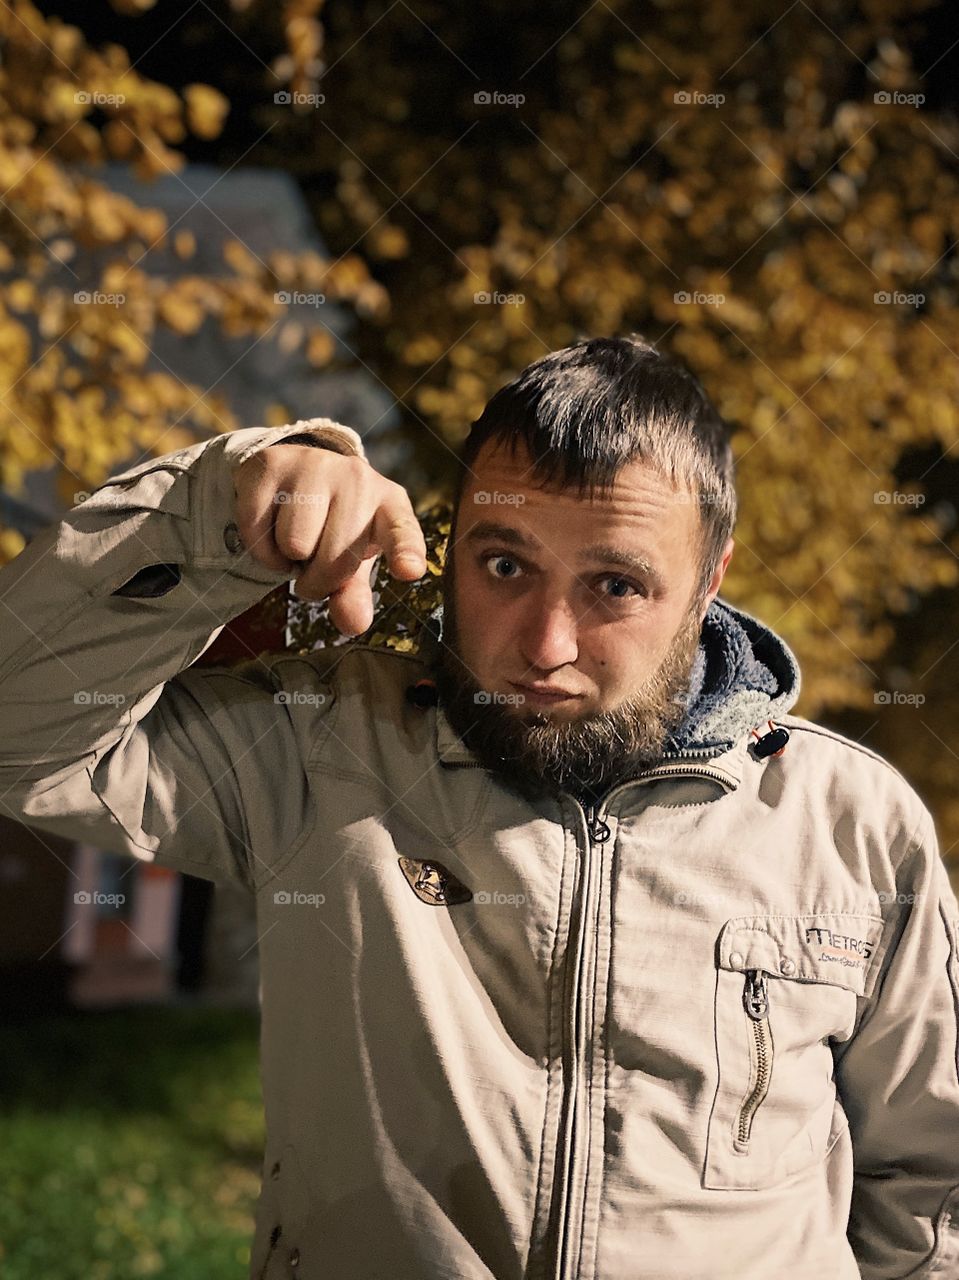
[[233, 442, 428, 637]]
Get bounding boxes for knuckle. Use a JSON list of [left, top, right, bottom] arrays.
[[282, 534, 315, 562], [389, 513, 420, 543]]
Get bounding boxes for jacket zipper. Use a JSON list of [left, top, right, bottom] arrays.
[[550, 798, 611, 1280], [736, 969, 773, 1150], [451, 752, 736, 1279], [549, 762, 731, 1280]]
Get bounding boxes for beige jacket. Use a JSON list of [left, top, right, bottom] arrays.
[[2, 420, 959, 1280]]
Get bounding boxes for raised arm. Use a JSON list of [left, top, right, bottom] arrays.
[[0, 417, 424, 889]]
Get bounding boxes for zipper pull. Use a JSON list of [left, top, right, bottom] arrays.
[[585, 804, 612, 843], [743, 969, 769, 1021]]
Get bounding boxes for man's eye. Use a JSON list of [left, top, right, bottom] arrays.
[[484, 553, 524, 580], [599, 575, 646, 600]]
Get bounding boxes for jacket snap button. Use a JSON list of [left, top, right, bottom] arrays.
[[729, 951, 744, 969], [270, 1160, 281, 1179], [780, 957, 796, 976], [223, 521, 244, 554], [288, 1245, 300, 1267]]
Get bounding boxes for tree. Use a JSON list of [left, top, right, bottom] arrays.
[[0, 0, 383, 560]]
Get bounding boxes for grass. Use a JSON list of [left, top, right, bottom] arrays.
[[0, 1005, 265, 1279]]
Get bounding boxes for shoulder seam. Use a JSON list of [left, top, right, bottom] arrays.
[[777, 715, 926, 807]]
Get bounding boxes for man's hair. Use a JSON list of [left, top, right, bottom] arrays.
[[451, 333, 737, 606]]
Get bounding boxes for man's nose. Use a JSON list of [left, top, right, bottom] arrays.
[[518, 596, 580, 672]]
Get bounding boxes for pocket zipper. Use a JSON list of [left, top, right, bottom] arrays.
[[736, 969, 773, 1150]]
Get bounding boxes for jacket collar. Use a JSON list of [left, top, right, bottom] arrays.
[[421, 594, 801, 790]]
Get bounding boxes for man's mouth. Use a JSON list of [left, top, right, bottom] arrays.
[[509, 681, 583, 704]]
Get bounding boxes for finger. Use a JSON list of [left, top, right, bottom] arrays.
[[289, 480, 381, 602], [289, 539, 363, 604], [233, 477, 300, 573], [370, 489, 428, 579], [273, 485, 329, 568], [324, 555, 380, 636]]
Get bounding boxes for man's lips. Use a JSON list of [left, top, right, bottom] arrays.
[[509, 681, 583, 701]]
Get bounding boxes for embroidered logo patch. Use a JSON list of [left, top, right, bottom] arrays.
[[397, 857, 472, 906]]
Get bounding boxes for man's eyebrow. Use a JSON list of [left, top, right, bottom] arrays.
[[463, 520, 666, 588]]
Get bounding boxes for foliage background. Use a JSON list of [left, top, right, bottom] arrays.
[[0, 1008, 263, 1278]]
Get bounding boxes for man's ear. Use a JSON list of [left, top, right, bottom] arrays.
[[698, 537, 734, 622]]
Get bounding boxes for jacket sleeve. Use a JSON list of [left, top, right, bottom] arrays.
[[833, 800, 959, 1278], [0, 417, 365, 891]]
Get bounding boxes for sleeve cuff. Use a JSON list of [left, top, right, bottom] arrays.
[[238, 417, 366, 464]]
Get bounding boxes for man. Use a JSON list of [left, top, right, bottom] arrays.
[[2, 335, 958, 1279]]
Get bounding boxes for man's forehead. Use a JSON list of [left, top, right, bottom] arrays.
[[455, 440, 701, 590], [464, 437, 682, 503]]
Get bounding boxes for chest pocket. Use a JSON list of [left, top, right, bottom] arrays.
[[703, 911, 883, 1191]]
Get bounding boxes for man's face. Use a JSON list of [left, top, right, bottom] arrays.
[[433, 437, 727, 805]]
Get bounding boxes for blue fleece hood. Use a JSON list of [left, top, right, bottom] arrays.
[[664, 595, 801, 757]]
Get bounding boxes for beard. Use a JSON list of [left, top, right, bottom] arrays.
[[431, 555, 704, 807]]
